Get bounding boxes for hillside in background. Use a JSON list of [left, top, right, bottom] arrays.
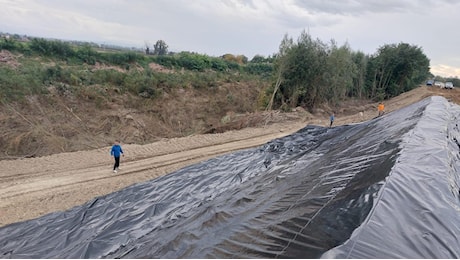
[[0, 36, 366, 160], [0, 34, 455, 159], [0, 46, 276, 159]]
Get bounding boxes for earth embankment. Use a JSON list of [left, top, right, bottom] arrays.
[[0, 86, 456, 227]]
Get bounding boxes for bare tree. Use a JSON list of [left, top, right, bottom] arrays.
[[267, 34, 293, 111], [144, 41, 150, 55]]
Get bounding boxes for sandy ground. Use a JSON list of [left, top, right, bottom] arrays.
[[0, 86, 451, 227]]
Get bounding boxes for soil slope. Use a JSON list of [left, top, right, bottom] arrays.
[[1, 86, 458, 227]]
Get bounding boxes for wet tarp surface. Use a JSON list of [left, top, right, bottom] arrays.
[[1, 96, 460, 258]]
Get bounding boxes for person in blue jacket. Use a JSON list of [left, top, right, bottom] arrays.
[[110, 140, 124, 173], [329, 113, 335, 128]]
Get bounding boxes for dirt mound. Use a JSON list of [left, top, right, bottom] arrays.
[[0, 50, 19, 67]]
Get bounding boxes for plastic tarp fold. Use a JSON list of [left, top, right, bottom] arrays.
[[1, 96, 460, 258], [322, 96, 460, 258]]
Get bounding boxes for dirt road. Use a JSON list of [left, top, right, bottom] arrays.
[[0, 86, 455, 227]]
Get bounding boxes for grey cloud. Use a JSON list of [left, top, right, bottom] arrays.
[[291, 0, 451, 16], [220, 0, 258, 9]]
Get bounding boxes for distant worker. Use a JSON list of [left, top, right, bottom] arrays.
[[329, 113, 335, 128], [110, 140, 124, 173], [378, 102, 385, 116]]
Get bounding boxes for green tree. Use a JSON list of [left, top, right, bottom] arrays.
[[350, 51, 368, 98], [153, 40, 168, 55], [267, 33, 293, 110], [366, 43, 430, 100], [250, 55, 268, 63], [273, 30, 328, 109], [323, 41, 355, 104], [250, 54, 275, 64]]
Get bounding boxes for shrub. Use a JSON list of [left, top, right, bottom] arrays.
[[75, 44, 98, 65], [90, 69, 126, 86], [0, 65, 46, 101], [99, 51, 143, 66], [244, 63, 273, 77], [30, 38, 75, 59], [150, 55, 174, 68]]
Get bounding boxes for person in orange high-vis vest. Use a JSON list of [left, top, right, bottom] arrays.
[[378, 102, 385, 116]]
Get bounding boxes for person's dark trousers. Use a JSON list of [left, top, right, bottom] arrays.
[[113, 156, 120, 170]]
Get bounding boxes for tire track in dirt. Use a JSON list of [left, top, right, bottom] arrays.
[[0, 131, 284, 182], [0, 131, 292, 201]]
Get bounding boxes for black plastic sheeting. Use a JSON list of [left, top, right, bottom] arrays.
[[1, 96, 460, 258]]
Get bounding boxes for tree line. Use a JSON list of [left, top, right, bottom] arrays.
[[267, 30, 432, 110]]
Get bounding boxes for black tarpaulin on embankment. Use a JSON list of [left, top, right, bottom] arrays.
[[1, 96, 460, 258]]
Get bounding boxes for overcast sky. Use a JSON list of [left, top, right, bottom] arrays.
[[1, 0, 459, 77]]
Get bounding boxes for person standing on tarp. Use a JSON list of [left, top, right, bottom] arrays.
[[111, 140, 124, 173], [329, 113, 335, 128], [378, 102, 385, 116]]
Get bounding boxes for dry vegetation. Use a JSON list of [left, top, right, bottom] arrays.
[[1, 70, 456, 161], [0, 49, 268, 159]]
